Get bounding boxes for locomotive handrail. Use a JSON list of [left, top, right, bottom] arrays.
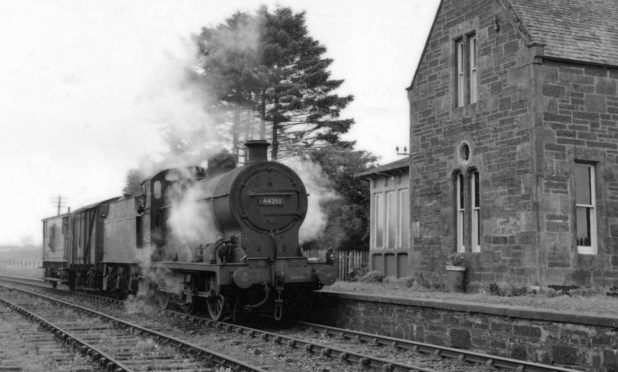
[[247, 191, 295, 196], [201, 193, 229, 201]]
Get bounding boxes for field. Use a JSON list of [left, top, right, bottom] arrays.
[[0, 245, 44, 279]]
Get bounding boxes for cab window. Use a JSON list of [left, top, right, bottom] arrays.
[[153, 180, 162, 199]]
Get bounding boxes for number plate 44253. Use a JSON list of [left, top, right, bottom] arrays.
[[258, 196, 285, 206]]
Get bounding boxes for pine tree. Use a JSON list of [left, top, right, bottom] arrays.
[[196, 6, 354, 159], [196, 11, 262, 159]]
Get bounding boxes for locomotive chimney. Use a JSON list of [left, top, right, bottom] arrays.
[[245, 140, 270, 164]]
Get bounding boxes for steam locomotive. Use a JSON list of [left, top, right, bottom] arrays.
[[42, 140, 336, 320]]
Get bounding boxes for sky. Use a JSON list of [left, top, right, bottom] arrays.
[[0, 0, 440, 245]]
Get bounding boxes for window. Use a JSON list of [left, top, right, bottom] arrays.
[[136, 216, 143, 249], [456, 173, 465, 252], [454, 33, 478, 106], [48, 224, 56, 251], [399, 189, 410, 249], [456, 39, 465, 107], [375, 194, 384, 248], [469, 34, 478, 103], [575, 163, 596, 254], [373, 187, 410, 250], [471, 171, 480, 252], [455, 170, 481, 253], [153, 180, 162, 199], [459, 142, 470, 161], [386, 191, 398, 248]]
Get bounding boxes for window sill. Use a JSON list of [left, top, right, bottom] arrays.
[[576, 247, 597, 255], [451, 102, 479, 117]]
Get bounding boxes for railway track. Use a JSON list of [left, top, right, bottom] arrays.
[[157, 313, 581, 372], [19, 287, 441, 371], [0, 283, 266, 372], [0, 301, 100, 371], [287, 321, 582, 372], [0, 276, 582, 372]]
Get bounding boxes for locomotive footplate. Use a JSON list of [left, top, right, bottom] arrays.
[[154, 258, 335, 290]]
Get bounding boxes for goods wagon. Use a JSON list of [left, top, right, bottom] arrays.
[[42, 213, 69, 286], [101, 196, 143, 295]]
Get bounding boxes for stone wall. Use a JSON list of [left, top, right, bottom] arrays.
[[314, 292, 618, 371], [537, 61, 618, 287], [408, 0, 540, 288]]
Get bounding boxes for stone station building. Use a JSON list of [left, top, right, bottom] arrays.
[[367, 0, 618, 290]]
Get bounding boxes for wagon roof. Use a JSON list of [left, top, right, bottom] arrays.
[[41, 213, 69, 222], [71, 197, 120, 214], [507, 0, 618, 67]]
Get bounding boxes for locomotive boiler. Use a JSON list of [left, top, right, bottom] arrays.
[[144, 140, 336, 320]]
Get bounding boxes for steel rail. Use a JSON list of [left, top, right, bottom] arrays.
[[296, 321, 583, 372], [0, 292, 132, 372], [0, 283, 267, 372], [0, 275, 47, 285], [165, 311, 439, 372]]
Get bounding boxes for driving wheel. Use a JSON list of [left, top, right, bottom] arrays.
[[207, 294, 228, 320], [157, 292, 171, 310]]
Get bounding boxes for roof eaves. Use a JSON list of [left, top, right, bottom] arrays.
[[540, 55, 618, 70], [356, 158, 410, 178]]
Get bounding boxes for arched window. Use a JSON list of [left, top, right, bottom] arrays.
[[454, 169, 481, 253], [471, 170, 480, 252], [455, 172, 465, 253]]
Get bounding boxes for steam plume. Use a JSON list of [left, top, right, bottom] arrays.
[[283, 157, 340, 243]]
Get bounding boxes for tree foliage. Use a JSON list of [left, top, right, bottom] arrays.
[[306, 145, 377, 251], [122, 169, 145, 197], [195, 6, 354, 160]]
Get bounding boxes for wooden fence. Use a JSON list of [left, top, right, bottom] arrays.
[[0, 261, 42, 268], [301, 249, 369, 281]]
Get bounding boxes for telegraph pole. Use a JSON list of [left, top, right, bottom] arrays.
[[51, 195, 67, 216]]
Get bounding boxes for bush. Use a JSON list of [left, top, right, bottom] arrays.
[[411, 272, 447, 291], [403, 277, 414, 288], [446, 253, 465, 266], [347, 265, 369, 282], [360, 270, 384, 283], [488, 282, 502, 296], [488, 282, 529, 297]]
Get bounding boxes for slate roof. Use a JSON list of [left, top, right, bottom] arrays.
[[508, 0, 618, 66], [357, 157, 410, 178]]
